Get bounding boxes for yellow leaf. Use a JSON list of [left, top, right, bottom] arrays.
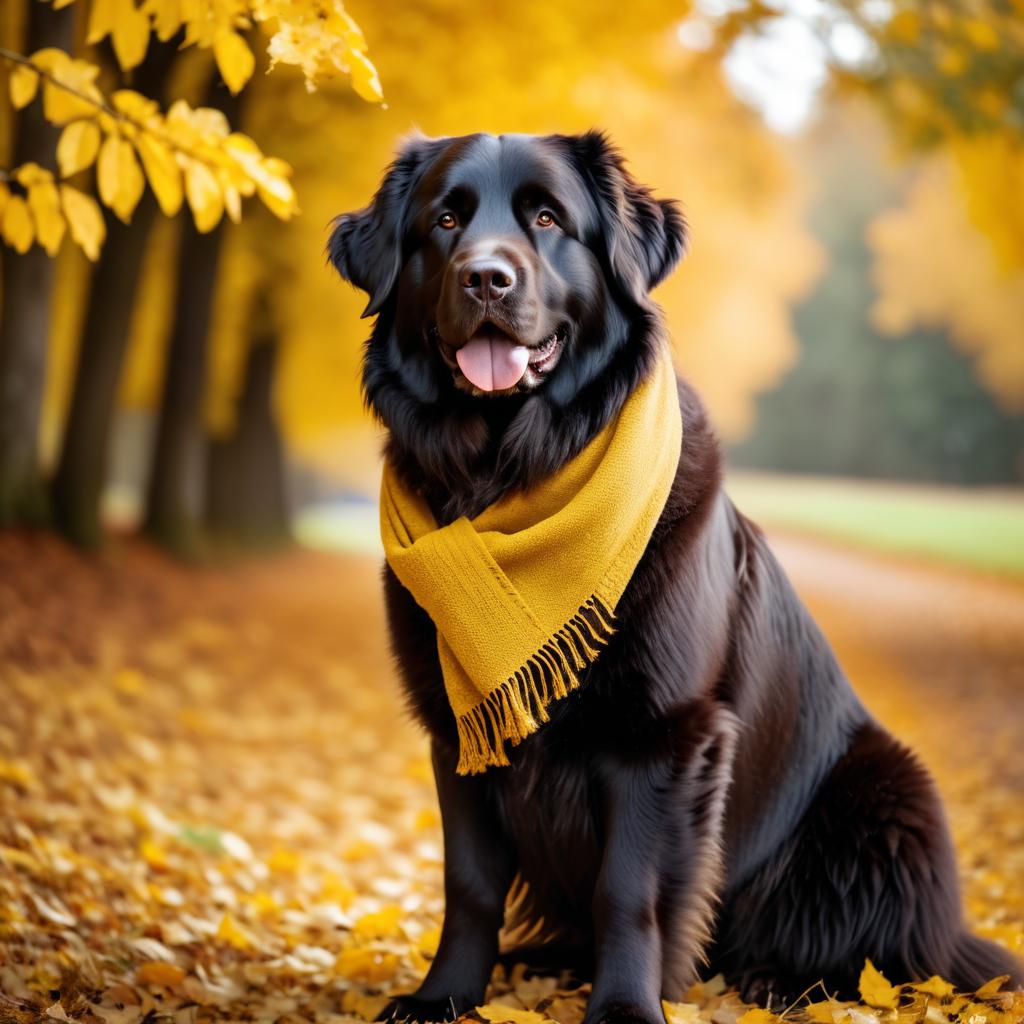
[[57, 120, 102, 177], [319, 873, 356, 908], [214, 31, 254, 95], [476, 1005, 555, 1024], [2, 196, 34, 254], [10, 65, 39, 109], [135, 962, 185, 987], [87, 0, 117, 44], [37, 53, 102, 123], [112, 0, 151, 70], [976, 976, 1009, 998], [859, 959, 900, 1009], [348, 48, 383, 103], [14, 162, 53, 186], [737, 1011, 782, 1024], [112, 89, 159, 120], [184, 159, 223, 233], [352, 905, 402, 939], [28, 182, 65, 256], [334, 946, 399, 984], [0, 183, 8, 218], [267, 847, 301, 873], [114, 667, 146, 694], [136, 134, 183, 216], [0, 759, 35, 787], [912, 976, 955, 999], [60, 184, 105, 260], [97, 135, 145, 222], [414, 807, 440, 830], [804, 1002, 840, 1023], [215, 913, 252, 949], [147, 0, 184, 41], [417, 926, 441, 957], [662, 1002, 702, 1024], [139, 838, 168, 869]]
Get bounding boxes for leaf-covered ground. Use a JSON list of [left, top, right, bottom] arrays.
[[1, 531, 1021, 1024]]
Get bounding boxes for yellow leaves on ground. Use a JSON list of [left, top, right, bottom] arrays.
[[57, 120, 102, 177], [59, 185, 105, 260], [98, 135, 146, 223], [0, 541, 1022, 1024], [214, 31, 256, 95]]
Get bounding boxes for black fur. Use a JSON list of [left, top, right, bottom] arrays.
[[329, 132, 1022, 1021]]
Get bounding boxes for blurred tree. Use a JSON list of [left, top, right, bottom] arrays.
[[686, 0, 1024, 414], [205, 292, 290, 549], [869, 153, 1024, 415], [730, 106, 1024, 483]]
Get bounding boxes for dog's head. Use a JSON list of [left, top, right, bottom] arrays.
[[330, 132, 686, 513]]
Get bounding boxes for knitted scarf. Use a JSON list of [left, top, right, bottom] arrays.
[[380, 342, 683, 774]]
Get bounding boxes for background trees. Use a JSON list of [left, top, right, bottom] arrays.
[[1, 0, 1021, 555]]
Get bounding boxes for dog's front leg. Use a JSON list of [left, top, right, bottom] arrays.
[[585, 707, 737, 1024], [380, 741, 515, 1023]]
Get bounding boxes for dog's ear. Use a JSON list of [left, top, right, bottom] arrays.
[[562, 130, 687, 306], [329, 134, 443, 318]]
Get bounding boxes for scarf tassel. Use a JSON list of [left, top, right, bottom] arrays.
[[454, 594, 616, 774]]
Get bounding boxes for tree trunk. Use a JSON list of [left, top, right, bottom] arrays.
[[0, 1, 75, 527], [205, 331, 290, 549], [142, 216, 227, 556], [51, 197, 160, 546], [50, 38, 182, 547]]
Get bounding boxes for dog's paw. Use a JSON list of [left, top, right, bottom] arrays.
[[584, 1001, 665, 1024], [376, 994, 471, 1023]]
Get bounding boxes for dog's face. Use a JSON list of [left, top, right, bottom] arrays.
[[330, 132, 687, 402]]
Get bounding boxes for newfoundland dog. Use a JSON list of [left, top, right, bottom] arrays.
[[328, 131, 1020, 1022]]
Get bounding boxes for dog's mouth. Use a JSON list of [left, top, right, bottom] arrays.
[[436, 322, 567, 394]]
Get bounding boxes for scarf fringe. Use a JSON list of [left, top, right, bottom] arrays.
[[455, 594, 616, 774]]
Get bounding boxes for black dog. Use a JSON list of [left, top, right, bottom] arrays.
[[329, 131, 1021, 1021]]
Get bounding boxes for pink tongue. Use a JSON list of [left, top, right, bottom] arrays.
[[456, 335, 530, 391]]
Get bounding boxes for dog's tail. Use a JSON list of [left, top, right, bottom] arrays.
[[948, 931, 1023, 993]]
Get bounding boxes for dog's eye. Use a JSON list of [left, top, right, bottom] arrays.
[[536, 210, 556, 228], [438, 212, 458, 230]]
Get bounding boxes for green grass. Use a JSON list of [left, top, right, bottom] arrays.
[[726, 472, 1024, 578]]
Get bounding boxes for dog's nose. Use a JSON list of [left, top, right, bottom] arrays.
[[460, 259, 517, 302]]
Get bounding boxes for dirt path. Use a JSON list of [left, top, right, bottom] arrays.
[[0, 531, 1020, 1024]]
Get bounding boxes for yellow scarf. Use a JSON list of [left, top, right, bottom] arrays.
[[380, 342, 682, 774]]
